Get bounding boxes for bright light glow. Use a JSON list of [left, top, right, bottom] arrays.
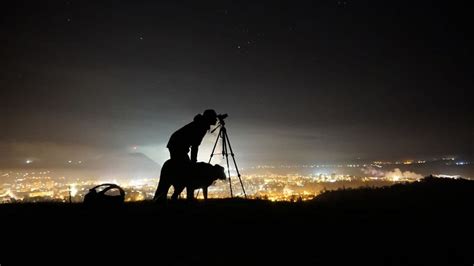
[[70, 185, 78, 197], [128, 179, 146, 187], [433, 174, 461, 179], [26, 160, 32, 164]]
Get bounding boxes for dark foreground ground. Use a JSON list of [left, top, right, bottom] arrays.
[[1, 177, 473, 265]]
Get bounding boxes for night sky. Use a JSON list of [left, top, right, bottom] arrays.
[[1, 1, 473, 169]]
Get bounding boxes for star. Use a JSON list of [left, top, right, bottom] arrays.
[[337, 1, 348, 7]]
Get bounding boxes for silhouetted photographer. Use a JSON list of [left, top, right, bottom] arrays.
[[154, 110, 245, 201], [166, 109, 219, 163]]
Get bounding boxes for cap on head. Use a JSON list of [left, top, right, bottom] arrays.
[[203, 109, 218, 125], [203, 109, 217, 118]]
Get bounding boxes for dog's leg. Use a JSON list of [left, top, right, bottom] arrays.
[[171, 185, 184, 201], [186, 187, 195, 201], [203, 187, 208, 200]]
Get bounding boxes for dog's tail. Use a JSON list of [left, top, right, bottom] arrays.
[[153, 160, 172, 202]]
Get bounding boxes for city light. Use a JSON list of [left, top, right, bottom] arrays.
[[1, 157, 471, 203], [70, 185, 78, 197]]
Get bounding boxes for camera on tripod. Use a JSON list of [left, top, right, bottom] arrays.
[[217, 113, 228, 124], [208, 112, 247, 198]]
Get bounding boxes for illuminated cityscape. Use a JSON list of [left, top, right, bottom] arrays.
[[1, 158, 470, 203]]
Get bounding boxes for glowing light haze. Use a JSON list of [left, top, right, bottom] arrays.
[[1, 1, 472, 173]]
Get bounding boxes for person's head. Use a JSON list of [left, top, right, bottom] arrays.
[[203, 109, 218, 126]]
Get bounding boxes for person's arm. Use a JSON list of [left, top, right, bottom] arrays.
[[190, 145, 198, 163], [190, 124, 207, 163]]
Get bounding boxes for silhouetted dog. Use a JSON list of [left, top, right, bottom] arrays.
[[153, 160, 226, 202]]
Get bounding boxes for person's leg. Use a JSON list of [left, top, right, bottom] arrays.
[[186, 186, 195, 201], [168, 148, 191, 199]]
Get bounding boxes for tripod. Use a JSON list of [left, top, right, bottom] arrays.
[[208, 120, 247, 198]]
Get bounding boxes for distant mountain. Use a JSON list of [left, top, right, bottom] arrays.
[[0, 150, 161, 180]]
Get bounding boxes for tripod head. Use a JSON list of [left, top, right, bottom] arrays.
[[217, 113, 228, 125], [211, 113, 228, 133]]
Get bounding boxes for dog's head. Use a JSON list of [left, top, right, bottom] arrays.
[[212, 164, 227, 181]]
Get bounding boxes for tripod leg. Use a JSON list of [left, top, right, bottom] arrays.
[[222, 132, 233, 197], [208, 127, 222, 163], [224, 130, 247, 198]]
